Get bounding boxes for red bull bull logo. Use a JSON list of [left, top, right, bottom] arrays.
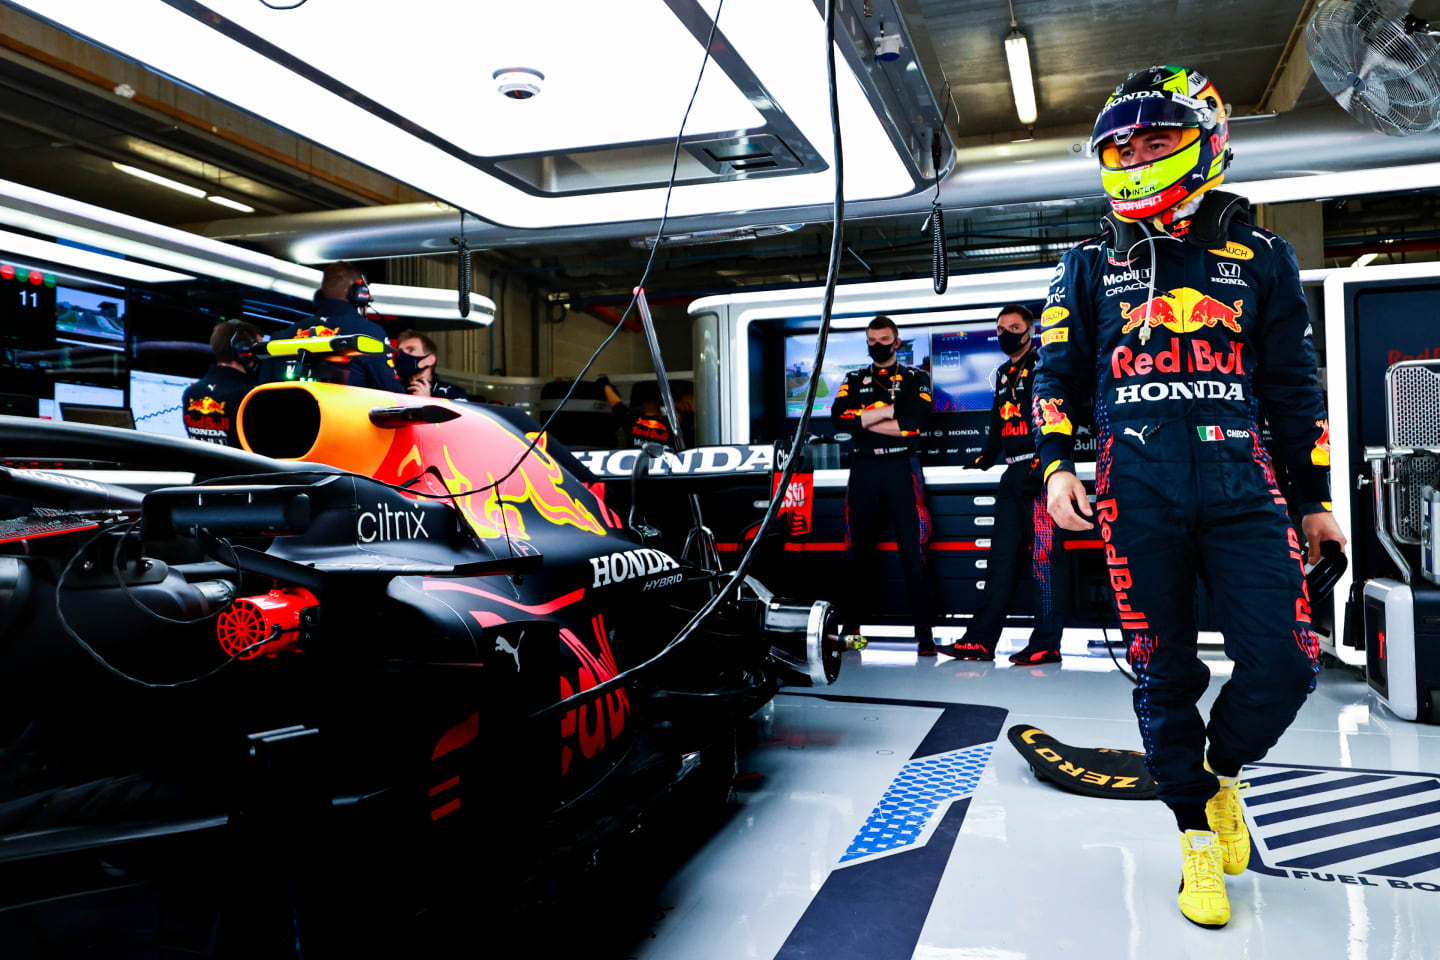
[[1312, 420, 1330, 466], [1119, 287, 1244, 335], [293, 325, 341, 339], [186, 396, 226, 416], [1037, 398, 1072, 436], [999, 401, 1023, 421]]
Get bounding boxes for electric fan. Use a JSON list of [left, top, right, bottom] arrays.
[[1306, 0, 1440, 135]]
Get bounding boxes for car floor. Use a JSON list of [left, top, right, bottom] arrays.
[[619, 628, 1440, 960]]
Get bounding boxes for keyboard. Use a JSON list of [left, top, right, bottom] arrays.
[[0, 513, 101, 545]]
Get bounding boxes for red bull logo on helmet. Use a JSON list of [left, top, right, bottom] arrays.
[[1119, 287, 1244, 336]]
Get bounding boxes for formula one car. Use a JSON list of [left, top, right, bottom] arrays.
[[0, 348, 838, 955]]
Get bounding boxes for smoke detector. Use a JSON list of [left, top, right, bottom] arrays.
[[494, 68, 544, 100]]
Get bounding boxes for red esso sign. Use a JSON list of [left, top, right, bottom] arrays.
[[773, 472, 814, 536]]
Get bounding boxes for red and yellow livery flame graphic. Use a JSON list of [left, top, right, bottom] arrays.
[[186, 396, 226, 416], [1119, 287, 1244, 335], [236, 381, 606, 542]]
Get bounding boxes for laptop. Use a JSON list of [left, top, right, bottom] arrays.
[[60, 403, 135, 429]]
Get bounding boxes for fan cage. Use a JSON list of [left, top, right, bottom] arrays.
[[1307, 0, 1440, 135]]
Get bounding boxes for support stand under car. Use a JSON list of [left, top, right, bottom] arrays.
[[1360, 359, 1440, 724]]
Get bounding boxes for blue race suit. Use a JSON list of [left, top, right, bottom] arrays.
[[1031, 191, 1330, 811], [259, 298, 404, 393]]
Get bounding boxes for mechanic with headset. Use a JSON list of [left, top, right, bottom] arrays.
[[1031, 65, 1346, 929], [258, 261, 405, 392], [832, 315, 937, 656], [181, 319, 262, 447], [940, 303, 1065, 664]]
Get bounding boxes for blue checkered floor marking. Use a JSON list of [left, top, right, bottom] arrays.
[[840, 743, 994, 864], [1243, 764, 1440, 880]]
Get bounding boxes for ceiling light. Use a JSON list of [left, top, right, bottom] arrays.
[[111, 162, 206, 198], [1352, 252, 1379, 268], [1004, 27, 1037, 127], [207, 195, 256, 213], [0, 228, 192, 283]]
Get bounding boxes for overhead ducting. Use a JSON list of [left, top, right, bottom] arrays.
[[197, 105, 1440, 263]]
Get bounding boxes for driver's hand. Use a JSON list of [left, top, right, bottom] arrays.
[[1046, 470, 1094, 531], [1301, 511, 1347, 565], [407, 377, 432, 397]]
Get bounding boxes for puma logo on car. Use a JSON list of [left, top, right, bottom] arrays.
[[495, 630, 523, 671], [1123, 426, 1151, 446]]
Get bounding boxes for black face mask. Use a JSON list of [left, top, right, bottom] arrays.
[[393, 350, 426, 381], [868, 341, 897, 364], [998, 329, 1029, 355]]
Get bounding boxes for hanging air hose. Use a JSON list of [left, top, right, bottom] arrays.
[[931, 198, 947, 295], [453, 214, 471, 319]]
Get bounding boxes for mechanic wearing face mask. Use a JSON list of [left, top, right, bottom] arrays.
[[182, 319, 263, 447], [395, 329, 469, 400], [1032, 65, 1346, 929], [831, 315, 936, 656], [939, 304, 1065, 664]]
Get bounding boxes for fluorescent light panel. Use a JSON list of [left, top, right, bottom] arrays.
[[1004, 29, 1037, 126], [112, 162, 206, 198], [207, 195, 256, 213], [0, 177, 494, 319], [0, 228, 192, 283], [10, 0, 914, 229]]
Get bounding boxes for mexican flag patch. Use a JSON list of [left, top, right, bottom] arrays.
[[1197, 425, 1223, 442]]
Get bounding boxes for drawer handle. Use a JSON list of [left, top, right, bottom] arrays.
[[976, 516, 995, 526], [975, 559, 988, 570], [975, 496, 996, 506]]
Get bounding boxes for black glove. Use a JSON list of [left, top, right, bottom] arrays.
[[595, 375, 612, 390]]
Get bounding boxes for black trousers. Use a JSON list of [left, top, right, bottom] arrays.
[[964, 462, 1065, 649], [843, 455, 933, 637]]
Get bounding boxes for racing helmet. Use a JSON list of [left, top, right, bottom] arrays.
[[1089, 66, 1231, 223]]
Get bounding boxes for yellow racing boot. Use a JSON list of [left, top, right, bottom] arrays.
[[1178, 829, 1230, 929], [1204, 767, 1251, 875]]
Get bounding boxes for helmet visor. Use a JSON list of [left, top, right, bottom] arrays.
[[1089, 95, 1204, 157]]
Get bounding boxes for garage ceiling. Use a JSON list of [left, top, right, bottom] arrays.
[[915, 0, 1313, 138]]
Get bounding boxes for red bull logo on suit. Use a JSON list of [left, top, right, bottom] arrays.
[[1119, 287, 1244, 335]]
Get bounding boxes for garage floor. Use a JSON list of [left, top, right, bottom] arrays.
[[623, 629, 1440, 960]]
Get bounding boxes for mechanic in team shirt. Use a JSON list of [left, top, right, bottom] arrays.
[[257, 261, 405, 392], [182, 319, 262, 447], [395, 329, 469, 400], [832, 315, 937, 656], [941, 303, 1065, 664]]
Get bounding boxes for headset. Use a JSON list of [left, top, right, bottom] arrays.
[[347, 274, 372, 309]]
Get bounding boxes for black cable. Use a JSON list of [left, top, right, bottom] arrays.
[[1103, 628, 1138, 684], [530, 0, 846, 722], [427, 0, 728, 511], [454, 211, 471, 320], [258, 0, 307, 7], [55, 523, 272, 689], [930, 84, 951, 295]]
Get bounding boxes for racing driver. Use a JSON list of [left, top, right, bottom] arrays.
[[1031, 66, 1346, 929]]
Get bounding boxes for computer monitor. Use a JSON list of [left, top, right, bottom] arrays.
[[60, 403, 135, 429], [130, 368, 196, 439], [53, 382, 124, 419], [54, 285, 126, 346]]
